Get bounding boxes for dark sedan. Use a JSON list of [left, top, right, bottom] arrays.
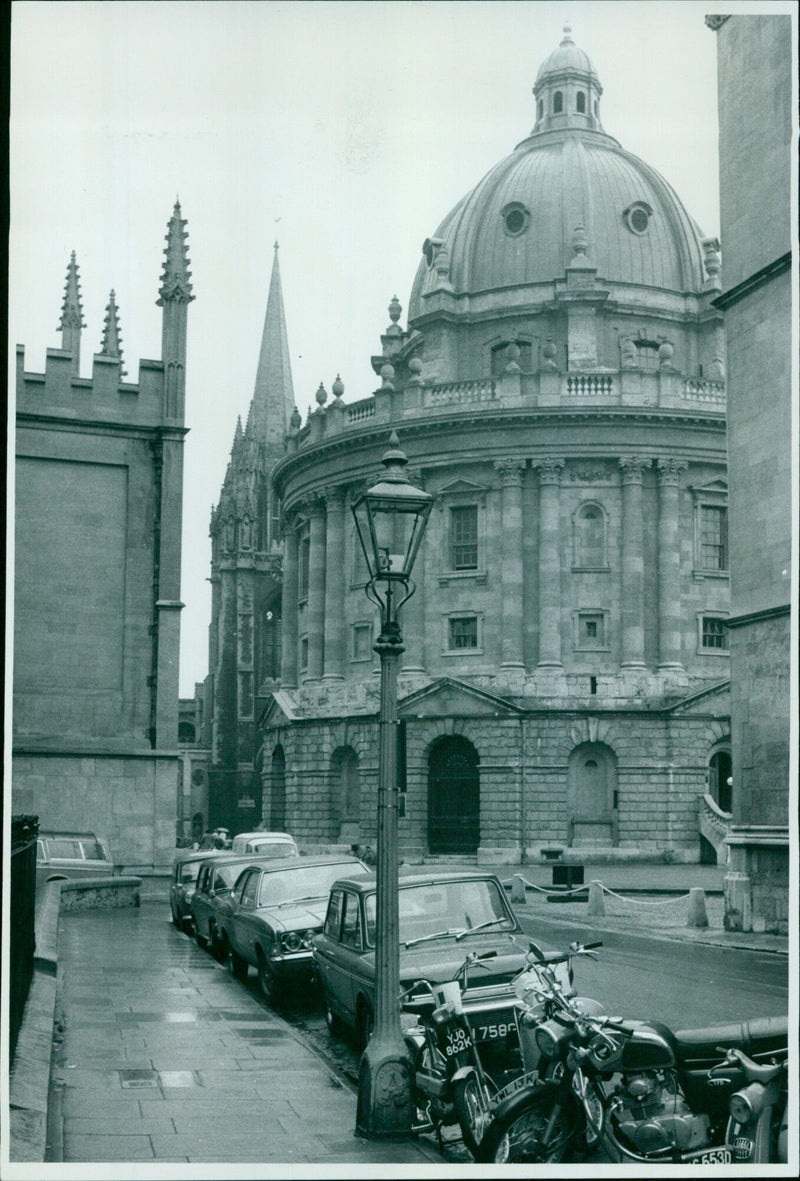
[[191, 854, 284, 958], [223, 855, 370, 1001], [169, 849, 232, 932], [312, 870, 536, 1051]]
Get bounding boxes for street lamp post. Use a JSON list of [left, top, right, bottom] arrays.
[[351, 432, 433, 1138]]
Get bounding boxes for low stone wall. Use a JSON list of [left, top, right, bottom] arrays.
[[59, 876, 142, 911]]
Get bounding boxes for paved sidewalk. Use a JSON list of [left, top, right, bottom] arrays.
[[44, 902, 439, 1171]]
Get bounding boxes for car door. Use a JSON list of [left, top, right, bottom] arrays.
[[336, 889, 369, 1027], [315, 889, 345, 1016], [231, 868, 261, 963]]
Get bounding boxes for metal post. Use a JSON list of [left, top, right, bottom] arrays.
[[355, 596, 414, 1137]]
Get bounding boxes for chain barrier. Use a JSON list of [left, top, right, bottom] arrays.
[[502, 876, 694, 905]]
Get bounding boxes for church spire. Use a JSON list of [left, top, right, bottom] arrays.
[[59, 250, 85, 374], [99, 289, 126, 375], [250, 242, 295, 450], [158, 199, 194, 305]]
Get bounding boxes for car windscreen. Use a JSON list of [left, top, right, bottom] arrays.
[[180, 861, 202, 884], [257, 862, 368, 907], [249, 841, 297, 858], [217, 862, 251, 889], [79, 840, 107, 861], [364, 878, 514, 946]]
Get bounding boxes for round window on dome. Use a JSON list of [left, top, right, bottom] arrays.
[[624, 202, 653, 235], [501, 203, 530, 237]]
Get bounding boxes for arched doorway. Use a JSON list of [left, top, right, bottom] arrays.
[[567, 742, 618, 846], [270, 745, 286, 831], [708, 749, 732, 813], [331, 746, 361, 843], [428, 736, 480, 854]]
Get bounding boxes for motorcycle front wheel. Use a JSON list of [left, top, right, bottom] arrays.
[[477, 1093, 580, 1163], [453, 1073, 497, 1159]]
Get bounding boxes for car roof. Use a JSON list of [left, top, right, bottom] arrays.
[[234, 831, 294, 841], [328, 870, 505, 893], [173, 849, 233, 866], [242, 854, 366, 874]]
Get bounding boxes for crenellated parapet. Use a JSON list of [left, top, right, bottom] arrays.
[[16, 203, 193, 431]]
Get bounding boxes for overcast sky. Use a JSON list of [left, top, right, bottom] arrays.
[[8, 0, 777, 697]]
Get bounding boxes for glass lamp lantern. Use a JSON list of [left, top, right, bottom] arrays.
[[351, 435, 433, 597]]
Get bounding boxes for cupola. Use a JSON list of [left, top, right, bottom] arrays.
[[531, 23, 604, 134]]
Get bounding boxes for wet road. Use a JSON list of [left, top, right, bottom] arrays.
[[185, 916, 787, 1164]]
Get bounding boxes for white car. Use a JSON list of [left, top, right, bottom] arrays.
[[230, 831, 298, 858]]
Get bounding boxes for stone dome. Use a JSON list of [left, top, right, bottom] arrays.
[[409, 30, 706, 321], [535, 22, 599, 84]]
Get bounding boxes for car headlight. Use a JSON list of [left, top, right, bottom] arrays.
[[279, 929, 319, 954]]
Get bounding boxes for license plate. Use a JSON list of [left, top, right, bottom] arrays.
[[471, 1012, 516, 1043], [684, 1148, 732, 1165]]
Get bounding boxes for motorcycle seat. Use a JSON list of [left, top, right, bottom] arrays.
[[672, 1016, 788, 1067]]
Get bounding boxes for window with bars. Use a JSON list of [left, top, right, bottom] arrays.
[[450, 505, 478, 570], [635, 340, 660, 369], [701, 616, 728, 650], [700, 506, 728, 570], [448, 615, 478, 650]]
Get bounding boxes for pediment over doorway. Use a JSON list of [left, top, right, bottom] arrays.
[[398, 677, 524, 718]]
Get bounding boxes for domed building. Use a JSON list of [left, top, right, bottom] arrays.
[[261, 27, 731, 864]]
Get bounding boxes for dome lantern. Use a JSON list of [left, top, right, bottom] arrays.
[[532, 23, 604, 135]]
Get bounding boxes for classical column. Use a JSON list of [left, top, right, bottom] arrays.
[[495, 458, 526, 669], [306, 497, 327, 680], [619, 457, 651, 668], [323, 486, 346, 679], [657, 459, 688, 669], [533, 458, 565, 667], [279, 518, 299, 686]]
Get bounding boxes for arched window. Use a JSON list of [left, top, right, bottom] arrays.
[[537, 98, 543, 120], [708, 750, 732, 813], [260, 602, 282, 683], [574, 502, 607, 568], [553, 91, 563, 114], [577, 91, 586, 113]]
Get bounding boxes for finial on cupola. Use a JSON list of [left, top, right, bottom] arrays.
[[100, 289, 126, 375], [59, 250, 86, 374], [561, 20, 574, 44]]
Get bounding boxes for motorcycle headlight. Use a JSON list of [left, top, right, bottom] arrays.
[[729, 1083, 763, 1124], [535, 1020, 563, 1059]]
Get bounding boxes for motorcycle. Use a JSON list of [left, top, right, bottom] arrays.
[[401, 949, 504, 1157], [477, 946, 789, 1165], [402, 942, 598, 1157]]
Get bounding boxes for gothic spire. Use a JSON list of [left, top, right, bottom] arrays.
[[59, 250, 85, 373], [99, 289, 126, 375], [250, 242, 295, 450], [157, 199, 194, 306]]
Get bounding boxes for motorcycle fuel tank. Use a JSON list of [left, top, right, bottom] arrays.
[[621, 1022, 676, 1071]]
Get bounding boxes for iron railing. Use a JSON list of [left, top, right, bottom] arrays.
[[9, 814, 39, 1065]]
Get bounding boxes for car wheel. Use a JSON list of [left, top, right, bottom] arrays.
[[171, 908, 182, 929], [324, 995, 345, 1039], [356, 1002, 374, 1052], [230, 946, 249, 982], [256, 950, 278, 1002]]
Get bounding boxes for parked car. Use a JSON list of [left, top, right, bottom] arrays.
[[36, 831, 114, 889], [191, 854, 286, 957], [169, 849, 231, 932], [223, 855, 370, 1001], [312, 870, 536, 1052], [230, 831, 298, 858]]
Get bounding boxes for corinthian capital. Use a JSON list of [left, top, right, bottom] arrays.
[[619, 456, 651, 484], [533, 457, 565, 485], [657, 458, 688, 486], [494, 457, 526, 485]]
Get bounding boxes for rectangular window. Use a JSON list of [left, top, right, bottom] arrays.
[[701, 616, 728, 650], [352, 623, 372, 662], [450, 506, 478, 570], [299, 535, 310, 598], [575, 611, 606, 649], [700, 506, 728, 570], [299, 634, 309, 672], [449, 615, 478, 650]]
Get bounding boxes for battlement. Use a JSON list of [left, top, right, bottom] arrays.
[[16, 344, 173, 429]]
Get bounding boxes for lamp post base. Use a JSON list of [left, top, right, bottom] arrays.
[[355, 1031, 414, 1138]]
